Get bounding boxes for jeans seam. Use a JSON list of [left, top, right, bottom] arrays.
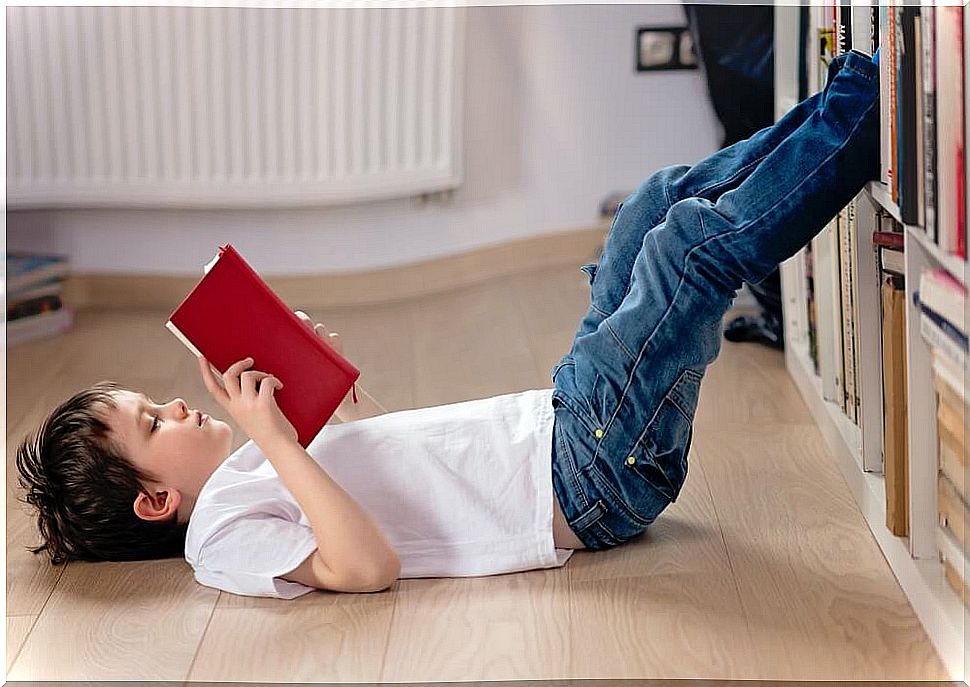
[[597, 95, 878, 443], [588, 463, 654, 527], [603, 319, 636, 362]]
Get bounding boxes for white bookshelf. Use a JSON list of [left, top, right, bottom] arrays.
[[775, 5, 967, 681]]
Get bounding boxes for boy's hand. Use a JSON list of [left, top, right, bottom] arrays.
[[197, 356, 298, 447], [295, 311, 344, 356]]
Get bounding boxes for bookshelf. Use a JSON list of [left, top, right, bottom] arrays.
[[775, 4, 968, 681]]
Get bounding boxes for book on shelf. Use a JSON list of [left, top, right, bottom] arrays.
[[805, 242, 820, 373], [935, 5, 966, 259], [938, 471, 968, 552], [935, 374, 967, 504], [918, 302, 968, 369], [921, 2, 937, 243], [166, 244, 361, 448], [873, 228, 905, 275], [934, 348, 967, 403], [918, 268, 967, 337], [937, 525, 970, 608], [882, 276, 908, 536]]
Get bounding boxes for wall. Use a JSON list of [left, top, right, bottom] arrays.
[[6, 4, 720, 277]]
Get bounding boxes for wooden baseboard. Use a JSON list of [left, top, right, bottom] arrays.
[[62, 225, 608, 310]]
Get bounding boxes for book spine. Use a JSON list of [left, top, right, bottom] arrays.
[[900, 7, 921, 225], [839, 204, 856, 420], [165, 320, 205, 359], [922, 2, 937, 243], [890, 2, 899, 202], [848, 198, 862, 422], [881, 280, 908, 535], [880, 4, 892, 186], [830, 217, 846, 408]]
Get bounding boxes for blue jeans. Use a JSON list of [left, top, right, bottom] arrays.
[[550, 51, 881, 549]]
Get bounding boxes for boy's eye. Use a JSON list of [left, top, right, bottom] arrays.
[[151, 415, 160, 433]]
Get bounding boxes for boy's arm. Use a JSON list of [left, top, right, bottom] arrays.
[[259, 435, 400, 592], [198, 356, 400, 593]]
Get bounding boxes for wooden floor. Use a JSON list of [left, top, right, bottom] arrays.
[[5, 261, 949, 682]]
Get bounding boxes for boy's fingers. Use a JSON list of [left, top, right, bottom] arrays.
[[240, 369, 271, 397], [224, 357, 254, 394], [258, 376, 282, 400], [198, 357, 229, 402]]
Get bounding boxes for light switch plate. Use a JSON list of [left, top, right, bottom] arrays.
[[636, 27, 698, 72]]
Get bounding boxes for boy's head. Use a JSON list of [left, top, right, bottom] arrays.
[[15, 381, 234, 564]]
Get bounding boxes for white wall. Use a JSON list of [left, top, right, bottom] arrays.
[[6, 4, 720, 277]]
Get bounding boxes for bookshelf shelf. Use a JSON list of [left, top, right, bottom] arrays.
[[905, 224, 968, 288], [776, 3, 968, 681], [866, 180, 903, 224]]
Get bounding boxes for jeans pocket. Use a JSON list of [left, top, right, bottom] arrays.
[[626, 369, 702, 503]]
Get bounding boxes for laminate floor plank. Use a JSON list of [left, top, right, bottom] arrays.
[[8, 557, 218, 680], [6, 614, 36, 673]]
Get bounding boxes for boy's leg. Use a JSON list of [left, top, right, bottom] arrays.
[[552, 51, 879, 547], [574, 51, 858, 341]]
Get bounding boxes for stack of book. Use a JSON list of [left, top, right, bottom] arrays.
[[913, 268, 969, 606], [6, 251, 74, 347]]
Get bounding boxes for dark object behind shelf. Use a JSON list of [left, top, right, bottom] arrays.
[[684, 4, 775, 148], [685, 3, 783, 349]]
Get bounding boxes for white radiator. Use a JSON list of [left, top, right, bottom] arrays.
[[6, 6, 464, 208]]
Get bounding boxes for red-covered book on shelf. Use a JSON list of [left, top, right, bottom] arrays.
[[166, 244, 360, 448]]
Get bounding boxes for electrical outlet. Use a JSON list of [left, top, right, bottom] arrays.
[[636, 27, 698, 72]]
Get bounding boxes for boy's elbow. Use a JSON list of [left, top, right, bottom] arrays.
[[351, 551, 400, 593]]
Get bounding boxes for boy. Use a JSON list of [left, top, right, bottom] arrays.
[[15, 50, 880, 598]]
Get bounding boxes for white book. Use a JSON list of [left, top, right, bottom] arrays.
[[921, 313, 967, 370], [919, 269, 967, 336], [814, 222, 842, 403], [932, 348, 967, 403], [6, 307, 74, 347]]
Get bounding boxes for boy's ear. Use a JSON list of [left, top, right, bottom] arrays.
[[132, 488, 181, 522]]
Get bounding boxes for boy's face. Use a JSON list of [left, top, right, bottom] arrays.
[[103, 389, 234, 523]]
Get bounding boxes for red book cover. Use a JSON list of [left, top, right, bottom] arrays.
[[872, 230, 905, 250], [166, 244, 360, 447]]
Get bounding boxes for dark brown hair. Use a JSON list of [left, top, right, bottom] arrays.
[[15, 381, 188, 564]]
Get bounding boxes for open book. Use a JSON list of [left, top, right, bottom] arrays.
[[166, 244, 360, 447]]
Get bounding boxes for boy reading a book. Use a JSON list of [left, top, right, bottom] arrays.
[[16, 51, 880, 598]]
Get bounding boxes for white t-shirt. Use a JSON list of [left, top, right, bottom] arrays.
[[184, 388, 573, 598]]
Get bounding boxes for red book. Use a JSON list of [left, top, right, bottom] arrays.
[[872, 230, 905, 250], [166, 244, 360, 447]]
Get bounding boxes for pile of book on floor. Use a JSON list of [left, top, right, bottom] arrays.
[[913, 267, 969, 606], [6, 251, 74, 347]]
